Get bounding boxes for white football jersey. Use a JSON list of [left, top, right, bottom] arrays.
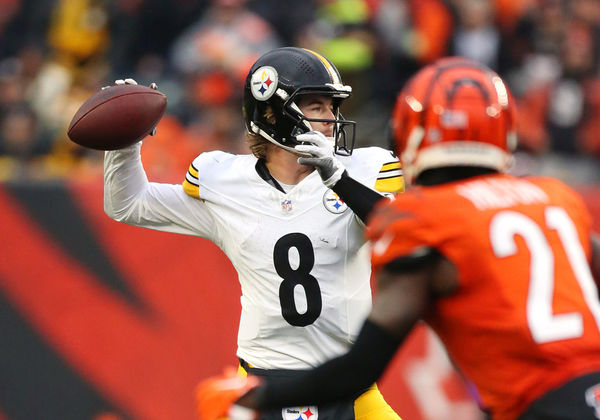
[[104, 143, 402, 369]]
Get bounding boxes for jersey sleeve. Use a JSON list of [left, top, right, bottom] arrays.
[[182, 151, 233, 200], [368, 147, 404, 194], [104, 143, 218, 239], [347, 147, 404, 195]]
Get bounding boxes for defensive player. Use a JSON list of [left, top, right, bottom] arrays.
[[104, 47, 403, 419], [197, 57, 600, 420]]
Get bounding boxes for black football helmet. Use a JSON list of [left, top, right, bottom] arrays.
[[243, 47, 356, 156]]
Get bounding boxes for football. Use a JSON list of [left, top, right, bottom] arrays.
[[67, 84, 167, 150]]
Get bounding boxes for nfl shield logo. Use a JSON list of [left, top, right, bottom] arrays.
[[586, 383, 600, 419], [281, 199, 292, 213]]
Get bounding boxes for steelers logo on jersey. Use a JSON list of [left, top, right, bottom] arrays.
[[250, 66, 278, 101], [282, 406, 318, 420], [323, 189, 348, 214]]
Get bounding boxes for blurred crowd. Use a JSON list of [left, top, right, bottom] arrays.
[[1, 0, 600, 183]]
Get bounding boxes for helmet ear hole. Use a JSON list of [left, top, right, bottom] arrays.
[[264, 106, 276, 125]]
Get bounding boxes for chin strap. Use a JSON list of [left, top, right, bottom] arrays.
[[250, 122, 310, 156]]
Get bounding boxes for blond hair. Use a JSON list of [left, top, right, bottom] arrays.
[[246, 106, 276, 159], [246, 133, 272, 159]]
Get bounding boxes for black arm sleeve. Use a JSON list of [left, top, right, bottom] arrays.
[[383, 247, 441, 273], [254, 319, 401, 410], [332, 171, 386, 223]]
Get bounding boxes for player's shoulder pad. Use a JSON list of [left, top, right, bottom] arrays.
[[527, 175, 590, 217], [527, 175, 573, 194], [343, 147, 404, 194], [182, 150, 237, 198]]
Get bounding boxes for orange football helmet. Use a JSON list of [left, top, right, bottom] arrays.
[[390, 57, 517, 184]]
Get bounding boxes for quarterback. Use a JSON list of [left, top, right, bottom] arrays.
[[198, 58, 600, 420], [104, 48, 403, 419]]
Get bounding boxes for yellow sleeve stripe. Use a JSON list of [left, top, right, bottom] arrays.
[[182, 162, 200, 198], [187, 162, 199, 179], [375, 160, 404, 193], [375, 176, 404, 193], [182, 179, 199, 197]]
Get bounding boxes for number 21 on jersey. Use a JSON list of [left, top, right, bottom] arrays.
[[490, 206, 600, 343]]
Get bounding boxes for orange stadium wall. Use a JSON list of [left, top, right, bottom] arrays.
[[0, 182, 599, 420]]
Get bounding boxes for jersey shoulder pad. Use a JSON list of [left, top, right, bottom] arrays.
[[182, 151, 236, 198], [345, 147, 404, 194], [528, 175, 593, 231]]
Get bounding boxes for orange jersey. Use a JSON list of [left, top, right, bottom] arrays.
[[368, 173, 600, 420]]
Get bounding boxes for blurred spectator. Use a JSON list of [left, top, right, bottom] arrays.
[[0, 106, 38, 156], [373, 0, 453, 66], [170, 0, 280, 83], [506, 0, 567, 94], [517, 21, 600, 157], [520, 0, 567, 55], [162, 0, 282, 157], [0, 0, 21, 57], [294, 0, 378, 116], [449, 0, 504, 71], [0, 0, 114, 180], [569, 0, 600, 65], [248, 0, 317, 46], [0, 0, 599, 182], [47, 0, 109, 64], [493, 0, 536, 32], [107, 0, 207, 78], [0, 48, 53, 180], [301, 0, 375, 72], [0, 0, 56, 59], [0, 105, 48, 162], [37, 62, 110, 177], [570, 0, 600, 26], [370, 0, 453, 105]]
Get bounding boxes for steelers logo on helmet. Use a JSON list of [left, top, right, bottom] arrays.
[[323, 189, 348, 214], [250, 66, 278, 101]]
